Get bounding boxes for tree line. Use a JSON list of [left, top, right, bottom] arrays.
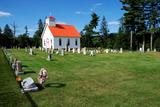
[[1, 0, 160, 50], [81, 0, 160, 51], [0, 19, 43, 48]]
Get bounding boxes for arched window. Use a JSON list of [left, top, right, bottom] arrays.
[[67, 38, 70, 46], [59, 38, 62, 46], [75, 39, 78, 46]]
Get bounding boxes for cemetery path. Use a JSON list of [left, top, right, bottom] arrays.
[[0, 49, 31, 107]]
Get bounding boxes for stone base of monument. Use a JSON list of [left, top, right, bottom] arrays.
[[21, 77, 38, 92], [15, 71, 24, 76]]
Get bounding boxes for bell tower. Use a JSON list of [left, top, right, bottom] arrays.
[[45, 16, 56, 26]]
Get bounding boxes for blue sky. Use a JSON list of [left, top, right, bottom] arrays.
[[0, 0, 124, 37]]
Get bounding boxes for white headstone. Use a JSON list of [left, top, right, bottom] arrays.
[[39, 47, 42, 51], [77, 48, 81, 54], [83, 47, 87, 55], [147, 48, 150, 52], [25, 47, 28, 52], [90, 50, 95, 56], [105, 49, 109, 53], [42, 48, 45, 51], [120, 48, 123, 53], [47, 53, 52, 61], [111, 49, 113, 53], [139, 48, 142, 52], [72, 48, 75, 53], [61, 49, 64, 56], [154, 48, 157, 52], [68, 48, 71, 52], [56, 50, 59, 54], [29, 48, 33, 55]]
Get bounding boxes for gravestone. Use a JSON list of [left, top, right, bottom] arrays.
[[42, 48, 45, 52], [51, 49, 54, 54], [60, 49, 64, 56], [72, 48, 75, 53], [29, 48, 33, 55], [90, 50, 95, 56], [147, 48, 150, 52], [120, 48, 123, 53], [68, 48, 71, 52], [77, 48, 81, 54], [83, 47, 87, 55], [139, 47, 142, 52], [111, 49, 113, 53], [25, 47, 28, 53], [105, 49, 109, 53], [15, 61, 24, 75], [12, 58, 17, 71], [154, 48, 157, 52], [47, 53, 52, 61], [9, 56, 13, 65], [21, 77, 38, 92], [39, 47, 42, 51], [56, 50, 59, 54]]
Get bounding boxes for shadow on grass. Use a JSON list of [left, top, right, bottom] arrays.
[[24, 71, 36, 74], [35, 83, 44, 91], [45, 83, 66, 88], [24, 92, 38, 107]]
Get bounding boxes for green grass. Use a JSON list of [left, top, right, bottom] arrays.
[[0, 49, 31, 107], [8, 49, 160, 107]]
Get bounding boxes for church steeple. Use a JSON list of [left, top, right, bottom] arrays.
[[45, 16, 56, 26]]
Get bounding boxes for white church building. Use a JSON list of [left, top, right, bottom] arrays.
[[41, 16, 80, 50]]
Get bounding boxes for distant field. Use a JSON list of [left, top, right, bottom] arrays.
[[7, 49, 160, 107], [0, 49, 31, 107]]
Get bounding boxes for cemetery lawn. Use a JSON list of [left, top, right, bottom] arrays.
[[10, 49, 160, 107], [0, 50, 31, 107]]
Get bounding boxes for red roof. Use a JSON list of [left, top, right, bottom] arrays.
[[48, 24, 80, 37]]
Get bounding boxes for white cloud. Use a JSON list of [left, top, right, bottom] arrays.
[[108, 21, 120, 25], [0, 11, 11, 17], [75, 3, 103, 15], [75, 11, 89, 15], [91, 3, 103, 12]]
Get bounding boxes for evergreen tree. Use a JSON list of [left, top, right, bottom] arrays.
[[145, 0, 160, 51], [3, 24, 14, 47], [0, 27, 2, 34], [100, 16, 108, 37], [99, 16, 108, 47], [82, 12, 99, 47], [121, 0, 147, 50], [24, 25, 29, 36], [33, 19, 44, 47]]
